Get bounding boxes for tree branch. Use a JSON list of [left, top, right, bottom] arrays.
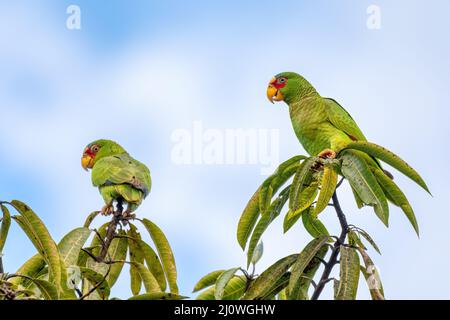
[[310, 191, 349, 300], [97, 200, 124, 262]]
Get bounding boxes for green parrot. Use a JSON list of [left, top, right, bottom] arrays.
[[266, 72, 389, 172], [81, 139, 151, 217]]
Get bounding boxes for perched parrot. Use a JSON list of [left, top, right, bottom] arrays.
[[81, 139, 151, 218], [266, 72, 390, 174]]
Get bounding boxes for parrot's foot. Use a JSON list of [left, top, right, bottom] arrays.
[[101, 204, 114, 216], [122, 210, 136, 220], [318, 149, 336, 159]]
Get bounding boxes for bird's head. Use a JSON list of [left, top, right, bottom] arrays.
[[81, 139, 126, 171], [266, 72, 315, 105]]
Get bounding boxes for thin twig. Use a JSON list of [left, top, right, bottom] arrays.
[[310, 191, 349, 300]]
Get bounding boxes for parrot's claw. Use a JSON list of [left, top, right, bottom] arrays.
[[318, 149, 337, 159], [101, 204, 114, 216], [122, 210, 136, 220]]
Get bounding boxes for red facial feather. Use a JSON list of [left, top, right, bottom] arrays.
[[273, 77, 287, 90]]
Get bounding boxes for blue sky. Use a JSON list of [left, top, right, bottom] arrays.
[[0, 0, 449, 299]]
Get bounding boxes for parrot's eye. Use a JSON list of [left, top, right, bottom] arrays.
[[277, 77, 287, 84], [90, 145, 100, 153]]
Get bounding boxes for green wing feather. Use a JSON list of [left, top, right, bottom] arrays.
[[324, 98, 367, 142], [92, 153, 151, 197]]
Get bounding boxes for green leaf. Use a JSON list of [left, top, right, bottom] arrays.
[[293, 245, 329, 300], [8, 254, 46, 287], [288, 236, 329, 299], [260, 155, 306, 214], [128, 261, 161, 293], [348, 231, 366, 250], [193, 270, 225, 293], [196, 276, 246, 300], [58, 228, 91, 267], [358, 248, 384, 300], [105, 230, 128, 288], [340, 151, 389, 226], [372, 167, 419, 236], [128, 225, 145, 295], [129, 292, 187, 300], [289, 157, 315, 212], [0, 204, 11, 254], [301, 208, 330, 239], [243, 254, 298, 300], [261, 272, 290, 300], [251, 242, 264, 266], [138, 240, 167, 292], [10, 200, 62, 291], [284, 182, 319, 230], [344, 141, 430, 194], [351, 186, 365, 208], [335, 246, 360, 300], [315, 164, 338, 215], [140, 218, 178, 294], [30, 278, 59, 300], [353, 227, 381, 255], [79, 267, 111, 300], [83, 211, 100, 228], [215, 267, 240, 300], [247, 186, 289, 267], [237, 188, 261, 250]]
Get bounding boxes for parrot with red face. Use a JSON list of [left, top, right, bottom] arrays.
[[81, 139, 151, 218]]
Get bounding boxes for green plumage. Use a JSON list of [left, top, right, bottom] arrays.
[[86, 139, 151, 214]]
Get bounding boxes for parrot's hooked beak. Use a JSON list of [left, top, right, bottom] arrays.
[[81, 154, 94, 171], [266, 77, 284, 103]]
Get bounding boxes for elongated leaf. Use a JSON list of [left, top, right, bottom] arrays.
[[289, 157, 315, 211], [358, 248, 384, 300], [251, 242, 264, 265], [351, 186, 365, 208], [237, 188, 261, 250], [315, 164, 338, 215], [373, 168, 419, 236], [128, 225, 144, 295], [9, 254, 46, 287], [105, 230, 128, 288], [284, 182, 318, 230], [140, 219, 178, 294], [247, 186, 289, 267], [193, 270, 225, 293], [0, 204, 11, 254], [261, 272, 290, 300], [30, 279, 59, 300], [10, 200, 62, 290], [260, 155, 305, 214], [129, 261, 161, 293], [196, 276, 246, 300], [335, 246, 360, 300], [129, 292, 187, 300], [353, 227, 381, 255], [139, 240, 166, 292], [293, 245, 329, 300], [348, 230, 366, 250], [289, 236, 329, 299], [341, 151, 389, 226], [79, 267, 110, 300], [83, 211, 100, 228], [58, 228, 91, 267], [301, 208, 330, 239], [344, 141, 430, 194], [243, 254, 298, 300], [215, 267, 240, 300], [283, 209, 303, 233]]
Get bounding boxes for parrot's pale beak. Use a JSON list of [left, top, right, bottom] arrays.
[[81, 154, 94, 171], [266, 78, 284, 103]]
